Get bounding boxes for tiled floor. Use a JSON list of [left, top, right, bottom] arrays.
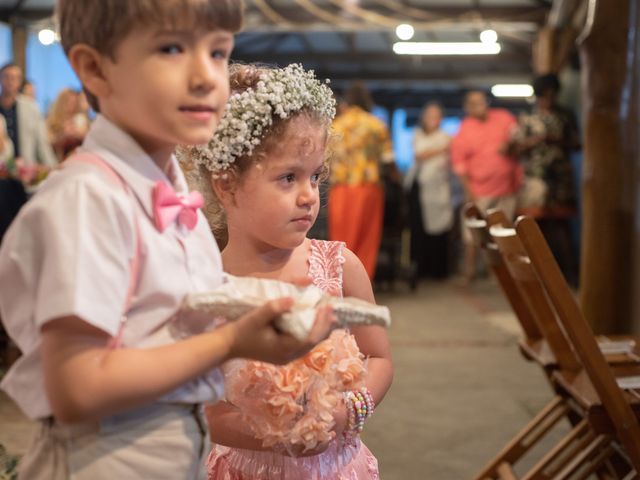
[[0, 277, 567, 479]]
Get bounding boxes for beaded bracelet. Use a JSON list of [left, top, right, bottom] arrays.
[[343, 387, 375, 443]]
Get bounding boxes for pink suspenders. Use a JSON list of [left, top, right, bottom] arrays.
[[64, 153, 141, 348]]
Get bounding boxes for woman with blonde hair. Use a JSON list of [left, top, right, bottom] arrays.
[[46, 88, 86, 161]]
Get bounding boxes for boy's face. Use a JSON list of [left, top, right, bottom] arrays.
[[99, 26, 233, 154]]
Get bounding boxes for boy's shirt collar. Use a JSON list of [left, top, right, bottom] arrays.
[[81, 114, 190, 220]]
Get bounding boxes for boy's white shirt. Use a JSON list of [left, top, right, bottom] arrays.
[[0, 114, 225, 420]]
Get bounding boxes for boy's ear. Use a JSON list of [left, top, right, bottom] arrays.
[[67, 44, 111, 104], [210, 173, 236, 206]]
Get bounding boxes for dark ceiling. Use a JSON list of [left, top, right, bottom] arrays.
[[0, 0, 554, 111]]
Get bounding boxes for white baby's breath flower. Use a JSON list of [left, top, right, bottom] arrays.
[[188, 64, 336, 173]]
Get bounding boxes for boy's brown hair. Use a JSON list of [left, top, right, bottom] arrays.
[[57, 0, 244, 110]]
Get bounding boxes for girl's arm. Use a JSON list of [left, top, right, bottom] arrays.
[[205, 401, 269, 450], [41, 300, 335, 423], [342, 248, 394, 407], [206, 400, 332, 456]]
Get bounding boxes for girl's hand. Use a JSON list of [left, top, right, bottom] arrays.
[[282, 440, 331, 458], [223, 299, 336, 364], [284, 398, 349, 457], [332, 398, 349, 438]]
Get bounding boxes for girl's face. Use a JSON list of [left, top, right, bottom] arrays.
[[224, 118, 327, 251]]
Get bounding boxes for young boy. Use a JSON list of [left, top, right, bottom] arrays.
[[0, 1, 334, 479]]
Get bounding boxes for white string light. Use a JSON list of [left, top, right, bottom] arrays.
[[393, 41, 501, 55], [480, 29, 498, 44], [38, 29, 56, 46], [491, 84, 534, 97], [395, 24, 415, 40]]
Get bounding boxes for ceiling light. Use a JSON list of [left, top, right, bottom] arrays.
[[491, 84, 534, 97], [395, 24, 415, 41], [480, 29, 498, 44], [38, 29, 56, 46], [393, 42, 501, 55]]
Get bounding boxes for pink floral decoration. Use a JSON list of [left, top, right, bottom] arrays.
[[224, 329, 367, 455]]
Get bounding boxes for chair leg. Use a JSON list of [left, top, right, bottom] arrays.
[[552, 435, 614, 480], [598, 448, 636, 480], [474, 396, 570, 479], [497, 462, 519, 480], [520, 418, 593, 480], [620, 471, 639, 480]]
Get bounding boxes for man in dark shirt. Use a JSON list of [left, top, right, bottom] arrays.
[[0, 64, 22, 158]]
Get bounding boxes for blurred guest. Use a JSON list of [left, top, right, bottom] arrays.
[[0, 63, 56, 168], [0, 104, 25, 245], [329, 82, 395, 279], [21, 79, 36, 100], [0, 114, 12, 163], [405, 102, 453, 280], [451, 90, 521, 285], [47, 88, 88, 161], [510, 73, 580, 284], [73, 90, 92, 136]]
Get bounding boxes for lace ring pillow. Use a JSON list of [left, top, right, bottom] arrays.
[[171, 275, 391, 340]]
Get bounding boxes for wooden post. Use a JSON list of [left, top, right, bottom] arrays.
[[10, 20, 27, 71], [579, 0, 640, 333]]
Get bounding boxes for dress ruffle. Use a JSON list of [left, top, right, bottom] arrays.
[[223, 329, 367, 453], [207, 438, 380, 480]]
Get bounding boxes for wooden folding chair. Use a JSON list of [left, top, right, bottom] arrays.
[[475, 220, 610, 480], [516, 216, 640, 475], [463, 204, 554, 371], [467, 204, 592, 478], [464, 203, 640, 370]]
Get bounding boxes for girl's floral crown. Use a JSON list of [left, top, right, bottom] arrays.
[[190, 63, 336, 173]]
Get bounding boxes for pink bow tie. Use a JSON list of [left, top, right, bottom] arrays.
[[152, 181, 204, 232]]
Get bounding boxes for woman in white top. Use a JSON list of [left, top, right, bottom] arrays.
[[404, 102, 454, 279]]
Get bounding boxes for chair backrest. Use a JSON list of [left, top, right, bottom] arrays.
[[488, 220, 582, 373], [462, 203, 541, 342], [516, 215, 640, 468]]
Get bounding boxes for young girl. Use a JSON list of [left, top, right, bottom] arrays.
[[183, 63, 394, 479]]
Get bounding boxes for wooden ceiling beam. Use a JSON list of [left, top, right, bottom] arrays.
[[312, 69, 530, 81], [244, 4, 548, 28], [0, 6, 49, 23], [231, 51, 529, 65], [0, 4, 547, 31]]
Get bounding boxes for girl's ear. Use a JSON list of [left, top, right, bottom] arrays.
[[67, 44, 111, 104], [211, 173, 236, 207]]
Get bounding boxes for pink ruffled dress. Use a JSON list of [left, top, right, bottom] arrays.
[[207, 240, 380, 480]]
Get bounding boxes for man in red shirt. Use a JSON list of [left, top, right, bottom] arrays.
[[451, 90, 522, 284]]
